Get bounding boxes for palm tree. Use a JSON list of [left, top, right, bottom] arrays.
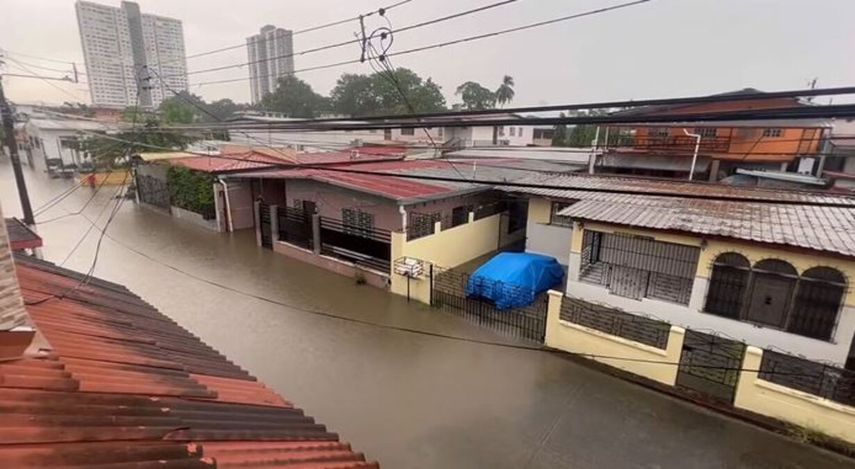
[[495, 75, 515, 107]]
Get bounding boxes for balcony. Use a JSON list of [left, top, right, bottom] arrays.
[[611, 135, 732, 153]]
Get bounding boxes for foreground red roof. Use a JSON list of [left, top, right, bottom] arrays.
[[4, 218, 42, 251], [1, 255, 378, 468]]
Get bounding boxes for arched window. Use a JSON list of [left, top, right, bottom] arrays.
[[745, 259, 798, 328], [705, 253, 750, 318], [788, 267, 846, 340]]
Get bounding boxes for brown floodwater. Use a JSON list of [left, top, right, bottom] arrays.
[[1, 161, 852, 468]]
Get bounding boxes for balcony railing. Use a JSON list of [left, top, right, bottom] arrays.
[[611, 135, 732, 153]]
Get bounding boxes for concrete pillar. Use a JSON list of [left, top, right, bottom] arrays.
[[312, 213, 321, 255], [780, 162, 788, 172], [269, 205, 279, 243], [545, 290, 564, 347], [254, 200, 262, 247], [708, 159, 720, 182], [733, 346, 763, 411]]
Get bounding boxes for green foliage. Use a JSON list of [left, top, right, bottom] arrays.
[[261, 75, 330, 117], [77, 109, 194, 166], [329, 68, 446, 116], [552, 113, 569, 146], [166, 166, 215, 216], [455, 81, 496, 110], [159, 95, 196, 124], [494, 75, 515, 107]]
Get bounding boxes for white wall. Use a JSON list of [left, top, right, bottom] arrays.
[[525, 221, 572, 265]]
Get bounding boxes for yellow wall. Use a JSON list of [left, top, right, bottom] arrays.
[[545, 291, 685, 386], [80, 171, 131, 186], [735, 347, 855, 444], [390, 213, 504, 303], [575, 222, 855, 307], [528, 197, 551, 224]]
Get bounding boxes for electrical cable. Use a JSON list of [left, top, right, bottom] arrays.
[[52, 214, 830, 376], [184, 0, 651, 87], [170, 0, 519, 79], [36, 169, 117, 224]]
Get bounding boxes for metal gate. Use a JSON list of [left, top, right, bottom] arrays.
[[431, 266, 547, 342], [676, 330, 746, 404], [259, 202, 272, 249]]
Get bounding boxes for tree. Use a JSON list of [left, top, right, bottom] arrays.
[[206, 98, 241, 121], [261, 75, 329, 118], [329, 68, 446, 116], [494, 75, 515, 107], [455, 81, 495, 110]]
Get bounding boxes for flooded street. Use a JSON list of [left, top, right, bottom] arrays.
[[2, 161, 852, 469]]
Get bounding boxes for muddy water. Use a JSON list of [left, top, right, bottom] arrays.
[[1, 162, 851, 468]]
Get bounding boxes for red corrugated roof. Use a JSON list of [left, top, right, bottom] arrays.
[[164, 147, 406, 174], [0, 255, 378, 468], [4, 218, 42, 251]]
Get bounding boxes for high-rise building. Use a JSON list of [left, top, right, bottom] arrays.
[[75, 1, 187, 108], [247, 25, 294, 104]]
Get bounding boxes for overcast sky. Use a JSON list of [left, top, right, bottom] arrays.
[[2, 0, 854, 107]]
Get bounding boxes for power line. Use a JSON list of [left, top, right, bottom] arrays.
[[185, 0, 651, 87], [171, 0, 520, 79], [55, 125, 855, 207], [1, 49, 82, 66], [58, 215, 828, 375], [176, 0, 415, 63]]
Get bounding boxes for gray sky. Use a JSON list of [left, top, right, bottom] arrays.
[[2, 0, 854, 107]]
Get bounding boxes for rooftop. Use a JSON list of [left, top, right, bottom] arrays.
[[4, 218, 42, 251], [140, 146, 407, 174], [235, 158, 581, 204], [0, 255, 377, 468]]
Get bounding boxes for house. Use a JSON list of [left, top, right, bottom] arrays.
[[506, 172, 855, 368], [134, 145, 408, 232], [821, 118, 855, 191], [597, 89, 830, 181], [229, 158, 583, 286], [22, 117, 120, 175], [0, 215, 377, 467]]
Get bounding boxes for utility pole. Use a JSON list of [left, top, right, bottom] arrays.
[[0, 77, 35, 225]]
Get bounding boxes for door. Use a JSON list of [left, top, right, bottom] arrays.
[[745, 274, 794, 327], [384, 129, 392, 141], [302, 200, 317, 221]]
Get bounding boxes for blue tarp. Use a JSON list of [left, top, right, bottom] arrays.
[[465, 252, 565, 310]]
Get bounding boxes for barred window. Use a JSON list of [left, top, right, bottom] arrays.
[[704, 256, 845, 341], [694, 127, 717, 138], [762, 128, 783, 138], [550, 202, 572, 227], [342, 208, 375, 237]]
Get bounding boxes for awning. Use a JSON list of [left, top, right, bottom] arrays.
[[598, 153, 711, 172]]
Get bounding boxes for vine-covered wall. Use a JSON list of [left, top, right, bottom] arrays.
[[167, 166, 216, 219]]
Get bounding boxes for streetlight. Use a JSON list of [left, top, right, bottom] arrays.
[[683, 128, 702, 181]]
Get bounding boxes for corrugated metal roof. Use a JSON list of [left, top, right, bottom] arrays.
[[557, 195, 855, 257], [26, 118, 119, 132], [4, 218, 42, 251], [235, 158, 578, 203], [0, 255, 377, 468], [504, 172, 855, 206]]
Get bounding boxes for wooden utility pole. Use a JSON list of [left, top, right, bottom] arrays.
[[0, 77, 35, 225]]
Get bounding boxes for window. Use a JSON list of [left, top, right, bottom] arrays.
[[762, 128, 783, 138], [498, 126, 505, 136], [407, 211, 441, 240], [509, 127, 516, 136], [648, 127, 669, 137], [518, 127, 524, 137], [694, 128, 717, 138], [550, 202, 573, 227], [450, 205, 473, 227], [342, 208, 375, 237], [579, 230, 699, 305], [704, 256, 846, 341], [400, 128, 415, 136]]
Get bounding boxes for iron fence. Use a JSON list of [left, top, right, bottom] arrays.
[[259, 202, 272, 249], [676, 330, 746, 404], [559, 297, 671, 349], [137, 174, 169, 210], [319, 216, 391, 272], [278, 206, 312, 250], [759, 350, 855, 407], [432, 267, 547, 342], [473, 201, 506, 221]]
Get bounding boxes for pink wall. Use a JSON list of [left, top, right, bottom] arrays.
[[284, 179, 403, 230]]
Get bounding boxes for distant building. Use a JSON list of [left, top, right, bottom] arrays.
[[247, 25, 294, 104], [75, 1, 187, 108], [597, 89, 830, 181]]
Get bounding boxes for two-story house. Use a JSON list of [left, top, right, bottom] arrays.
[[597, 89, 830, 182]]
